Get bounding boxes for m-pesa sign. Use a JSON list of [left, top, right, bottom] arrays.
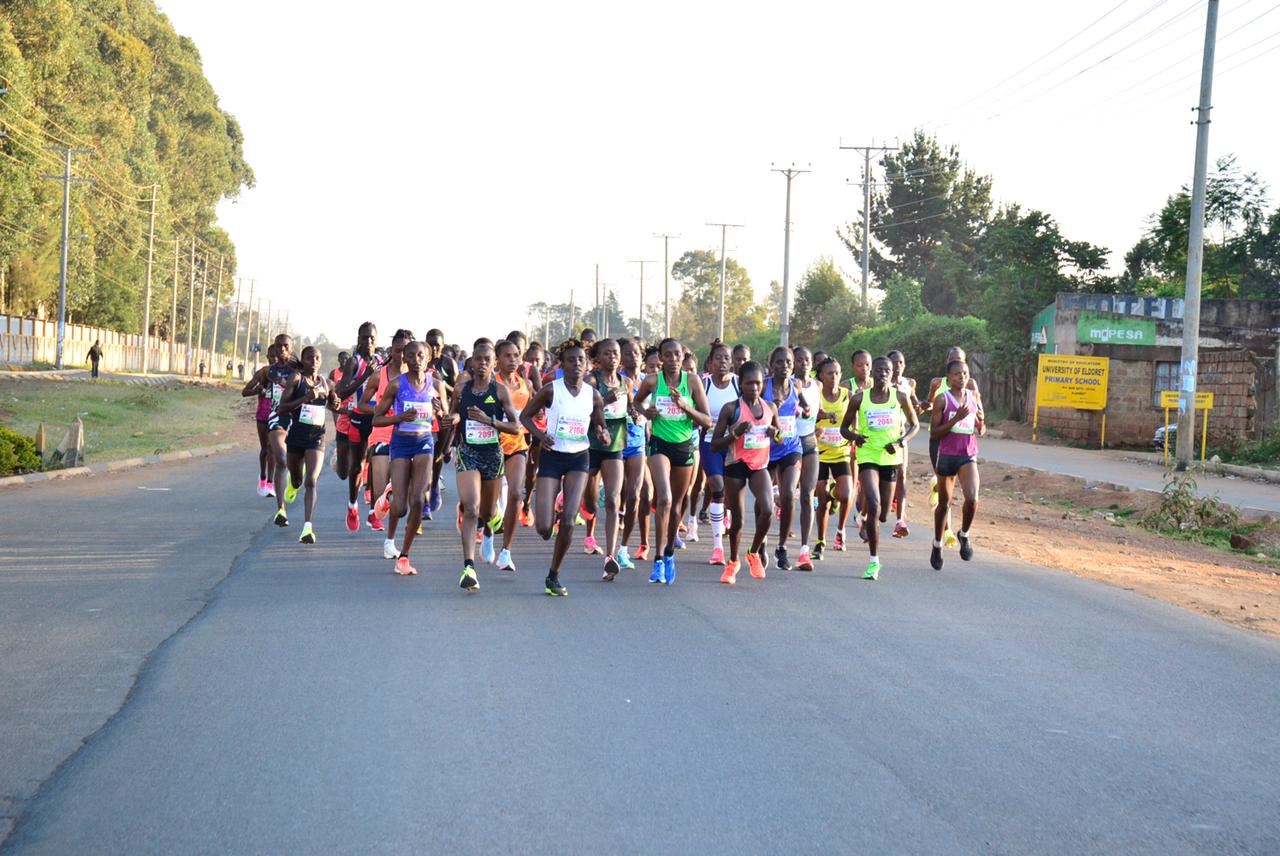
[[1077, 313, 1155, 345], [1035, 354, 1109, 410]]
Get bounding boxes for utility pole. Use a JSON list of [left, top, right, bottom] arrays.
[[283, 311, 290, 342], [654, 233, 679, 339], [770, 163, 811, 347], [839, 142, 897, 302], [253, 297, 262, 370], [185, 240, 196, 374], [141, 183, 158, 374], [243, 279, 255, 371], [42, 146, 94, 369], [1176, 0, 1220, 471], [170, 238, 180, 373], [569, 289, 575, 339], [706, 222, 744, 342], [628, 259, 656, 342], [196, 253, 210, 373], [230, 278, 242, 372], [543, 304, 550, 348], [209, 255, 224, 373], [594, 264, 601, 332]]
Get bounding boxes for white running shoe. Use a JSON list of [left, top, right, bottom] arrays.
[[496, 548, 516, 571], [382, 539, 400, 560], [481, 532, 496, 564]]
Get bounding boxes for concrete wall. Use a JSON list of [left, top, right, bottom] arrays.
[[0, 314, 236, 375]]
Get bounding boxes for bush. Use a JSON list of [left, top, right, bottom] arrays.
[[831, 313, 989, 376], [0, 425, 41, 476]]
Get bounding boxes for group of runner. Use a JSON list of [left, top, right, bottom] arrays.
[[242, 323, 985, 596]]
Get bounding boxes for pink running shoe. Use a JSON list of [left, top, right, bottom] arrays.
[[583, 535, 603, 555], [709, 546, 725, 566]]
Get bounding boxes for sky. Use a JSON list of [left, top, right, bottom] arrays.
[[158, 0, 1280, 348]]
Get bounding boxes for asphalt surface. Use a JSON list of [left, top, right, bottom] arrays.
[[2, 450, 1279, 854]]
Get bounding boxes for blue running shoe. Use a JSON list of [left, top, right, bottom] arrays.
[[649, 560, 664, 584], [663, 554, 677, 585], [429, 483, 443, 514], [674, 535, 686, 550]]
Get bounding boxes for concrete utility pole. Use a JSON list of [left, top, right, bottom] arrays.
[[770, 163, 810, 347], [839, 142, 897, 302], [230, 278, 242, 371], [170, 238, 180, 373], [252, 297, 262, 370], [42, 146, 94, 369], [196, 254, 210, 372], [569, 289, 575, 339], [141, 183, 158, 374], [185, 240, 196, 374], [628, 259, 657, 342], [706, 222, 744, 343], [1176, 0, 1220, 471], [654, 233, 679, 339], [209, 255, 224, 371], [594, 264, 601, 333]]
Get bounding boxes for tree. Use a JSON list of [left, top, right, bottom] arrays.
[[877, 273, 926, 325], [815, 291, 878, 353], [790, 258, 849, 344], [669, 249, 762, 348]]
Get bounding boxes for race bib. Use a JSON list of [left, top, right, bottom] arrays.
[[270, 384, 283, 405], [951, 410, 977, 435], [603, 394, 627, 419], [777, 414, 797, 439], [820, 425, 844, 446], [400, 399, 432, 432], [867, 409, 898, 430], [299, 404, 326, 427], [743, 424, 771, 450], [465, 419, 499, 445], [654, 395, 683, 418], [555, 415, 589, 443]]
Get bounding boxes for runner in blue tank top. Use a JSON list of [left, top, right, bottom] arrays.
[[762, 346, 811, 572]]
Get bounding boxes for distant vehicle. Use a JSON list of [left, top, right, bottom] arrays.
[[1153, 424, 1176, 451]]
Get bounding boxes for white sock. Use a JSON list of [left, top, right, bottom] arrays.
[[709, 502, 725, 549], [959, 530, 969, 539], [800, 543, 809, 554], [870, 554, 879, 563], [348, 501, 357, 510], [933, 540, 943, 549]]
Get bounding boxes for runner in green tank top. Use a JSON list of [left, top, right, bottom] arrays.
[[841, 355, 919, 581]]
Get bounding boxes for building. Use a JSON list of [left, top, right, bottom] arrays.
[[1027, 294, 1280, 447]]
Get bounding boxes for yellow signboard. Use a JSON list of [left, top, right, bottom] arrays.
[[1035, 354, 1109, 411], [1159, 390, 1214, 409]]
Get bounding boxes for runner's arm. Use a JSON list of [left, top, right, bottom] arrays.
[[274, 374, 304, 416], [684, 377, 715, 430], [371, 378, 404, 427], [840, 392, 866, 445], [492, 383, 521, 436], [519, 383, 555, 450]]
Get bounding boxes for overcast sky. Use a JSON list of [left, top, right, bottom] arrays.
[[159, 0, 1279, 348]]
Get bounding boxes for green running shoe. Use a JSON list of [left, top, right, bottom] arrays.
[[488, 511, 504, 535], [460, 565, 479, 592], [863, 560, 881, 581], [273, 508, 288, 527], [544, 574, 568, 597], [284, 477, 299, 505]]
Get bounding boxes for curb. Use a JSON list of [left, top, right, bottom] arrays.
[[0, 442, 241, 488]]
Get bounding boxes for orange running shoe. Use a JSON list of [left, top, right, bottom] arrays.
[[746, 552, 767, 579], [634, 543, 649, 561], [520, 508, 533, 527], [394, 556, 417, 576], [719, 560, 739, 585], [373, 484, 393, 521]]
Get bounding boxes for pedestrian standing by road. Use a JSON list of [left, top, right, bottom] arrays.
[[86, 340, 103, 379]]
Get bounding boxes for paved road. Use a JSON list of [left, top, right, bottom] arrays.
[[2, 451, 1279, 854], [911, 434, 1280, 515]]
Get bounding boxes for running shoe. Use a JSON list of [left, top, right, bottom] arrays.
[[273, 508, 288, 527], [745, 551, 766, 580], [345, 505, 359, 533], [373, 484, 393, 521], [481, 532, 496, 564], [686, 521, 699, 542], [928, 476, 939, 509], [795, 547, 814, 571], [859, 518, 870, 543], [497, 548, 516, 571], [812, 540, 825, 561], [649, 560, 664, 584], [265, 482, 277, 498], [833, 531, 846, 551], [774, 545, 791, 571], [677, 521, 687, 535], [663, 554, 677, 585], [364, 487, 372, 506], [429, 483, 443, 513], [893, 520, 910, 539], [257, 479, 268, 497], [930, 546, 944, 571], [575, 513, 586, 527], [520, 508, 534, 527], [958, 534, 974, 561], [673, 535, 686, 551], [367, 512, 385, 532], [488, 511, 504, 535], [943, 528, 959, 549], [602, 557, 620, 582], [383, 539, 400, 560], [284, 476, 299, 506], [615, 547, 635, 570], [299, 522, 316, 544], [394, 556, 417, 576], [720, 560, 739, 585], [423, 505, 433, 521], [544, 574, 567, 597], [864, 560, 881, 581], [583, 535, 603, 555], [698, 509, 710, 524], [708, 545, 725, 566], [635, 543, 649, 561], [460, 565, 479, 592]]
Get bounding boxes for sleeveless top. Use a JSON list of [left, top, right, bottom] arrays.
[[498, 372, 531, 455], [651, 371, 694, 444], [702, 375, 740, 445], [590, 370, 627, 453], [938, 388, 979, 458], [855, 388, 905, 467], [764, 377, 801, 462], [544, 377, 593, 454], [369, 365, 396, 445], [726, 397, 774, 472], [290, 375, 330, 442], [815, 387, 852, 464], [459, 379, 505, 448], [267, 362, 294, 409], [794, 375, 819, 438], [393, 372, 436, 438]]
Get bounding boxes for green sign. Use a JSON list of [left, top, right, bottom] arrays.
[[1077, 313, 1155, 346]]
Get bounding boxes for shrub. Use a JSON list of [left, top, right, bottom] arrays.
[[831, 313, 989, 375], [0, 425, 41, 476]]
